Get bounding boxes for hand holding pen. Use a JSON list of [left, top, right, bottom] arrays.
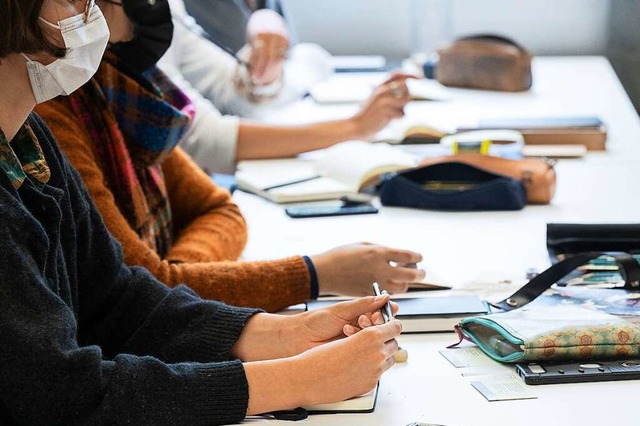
[[244, 9, 289, 85], [373, 282, 394, 323], [338, 289, 399, 337], [372, 282, 408, 363]]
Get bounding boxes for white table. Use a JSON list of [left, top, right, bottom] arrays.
[[234, 57, 640, 426]]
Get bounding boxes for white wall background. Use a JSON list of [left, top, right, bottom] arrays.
[[286, 0, 611, 57]]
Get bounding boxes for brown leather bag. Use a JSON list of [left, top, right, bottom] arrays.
[[436, 35, 532, 92], [419, 154, 556, 204]]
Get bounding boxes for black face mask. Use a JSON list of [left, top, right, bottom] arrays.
[[109, 0, 174, 74]]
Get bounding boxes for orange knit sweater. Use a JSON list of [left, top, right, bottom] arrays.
[[35, 99, 310, 312]]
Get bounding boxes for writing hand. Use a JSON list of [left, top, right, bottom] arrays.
[[311, 243, 425, 296], [245, 9, 289, 85], [350, 72, 420, 139]]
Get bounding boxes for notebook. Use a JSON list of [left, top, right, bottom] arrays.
[[459, 116, 607, 151], [302, 382, 379, 414], [235, 141, 417, 203], [307, 295, 490, 333]]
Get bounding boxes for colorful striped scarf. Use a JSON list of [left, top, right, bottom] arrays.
[[67, 51, 195, 256]]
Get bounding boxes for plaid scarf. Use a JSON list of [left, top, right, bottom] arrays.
[[67, 51, 195, 256]]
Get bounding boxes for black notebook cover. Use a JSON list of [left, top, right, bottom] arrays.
[[307, 296, 490, 333]]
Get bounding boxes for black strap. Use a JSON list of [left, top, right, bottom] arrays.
[[492, 252, 640, 311], [614, 253, 640, 289], [264, 407, 308, 421]]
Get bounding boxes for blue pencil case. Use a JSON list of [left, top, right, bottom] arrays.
[[379, 161, 526, 211]]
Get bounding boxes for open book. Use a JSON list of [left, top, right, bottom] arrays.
[[302, 382, 378, 414], [235, 141, 417, 203]]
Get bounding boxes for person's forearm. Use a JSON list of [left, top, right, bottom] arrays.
[[231, 313, 307, 361], [235, 119, 362, 161], [243, 357, 310, 415]]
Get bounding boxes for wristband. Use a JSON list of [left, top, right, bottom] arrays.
[[302, 255, 319, 299]]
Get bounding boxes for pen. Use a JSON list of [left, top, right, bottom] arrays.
[[372, 282, 393, 323], [373, 283, 408, 363], [263, 175, 322, 191]]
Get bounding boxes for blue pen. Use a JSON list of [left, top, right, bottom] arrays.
[[372, 282, 393, 323]]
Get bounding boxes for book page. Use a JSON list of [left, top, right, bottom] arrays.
[[316, 141, 417, 189], [309, 74, 384, 103], [235, 159, 318, 192], [266, 177, 355, 203]]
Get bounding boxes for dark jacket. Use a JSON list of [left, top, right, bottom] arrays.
[[0, 113, 260, 425]]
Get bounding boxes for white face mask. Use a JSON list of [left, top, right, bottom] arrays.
[[23, 4, 110, 104]]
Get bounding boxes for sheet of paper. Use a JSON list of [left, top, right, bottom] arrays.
[[470, 375, 537, 402], [330, 55, 387, 70], [439, 347, 498, 368], [460, 366, 513, 377], [406, 79, 452, 101]]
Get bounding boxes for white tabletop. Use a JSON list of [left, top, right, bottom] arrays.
[[234, 57, 640, 426]]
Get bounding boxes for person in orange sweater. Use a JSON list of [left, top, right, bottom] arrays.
[[36, 0, 425, 313]]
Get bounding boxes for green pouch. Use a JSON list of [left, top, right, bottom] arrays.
[[452, 305, 640, 363]]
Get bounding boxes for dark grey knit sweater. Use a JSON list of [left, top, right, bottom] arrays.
[[0, 114, 261, 425]]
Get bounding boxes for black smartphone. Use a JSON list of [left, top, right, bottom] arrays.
[[515, 359, 640, 385], [285, 204, 378, 219]]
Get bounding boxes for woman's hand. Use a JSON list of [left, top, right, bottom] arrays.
[[311, 243, 425, 296], [349, 72, 418, 139], [296, 295, 400, 350], [291, 318, 403, 406], [232, 295, 399, 362], [243, 312, 402, 415], [245, 9, 289, 85], [242, 297, 401, 414]]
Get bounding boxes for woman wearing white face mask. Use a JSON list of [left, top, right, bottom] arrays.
[[0, 1, 402, 423], [23, 0, 110, 103]]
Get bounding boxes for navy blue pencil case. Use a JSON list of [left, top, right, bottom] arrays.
[[379, 161, 526, 211]]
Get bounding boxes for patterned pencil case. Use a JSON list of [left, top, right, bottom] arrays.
[[451, 305, 640, 363], [379, 161, 526, 211]]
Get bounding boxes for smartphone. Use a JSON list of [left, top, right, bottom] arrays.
[[285, 204, 378, 219]]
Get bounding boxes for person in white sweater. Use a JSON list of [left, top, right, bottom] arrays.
[[182, 0, 293, 55], [158, 0, 414, 174]]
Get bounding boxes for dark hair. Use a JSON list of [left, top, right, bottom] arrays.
[[0, 0, 66, 58]]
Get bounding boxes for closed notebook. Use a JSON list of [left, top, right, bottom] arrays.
[[302, 383, 378, 414], [460, 116, 607, 151], [235, 141, 416, 203], [307, 295, 490, 333]]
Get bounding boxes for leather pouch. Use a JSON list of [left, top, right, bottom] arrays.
[[547, 223, 640, 259], [436, 34, 532, 92], [419, 154, 556, 204], [379, 161, 526, 211]]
